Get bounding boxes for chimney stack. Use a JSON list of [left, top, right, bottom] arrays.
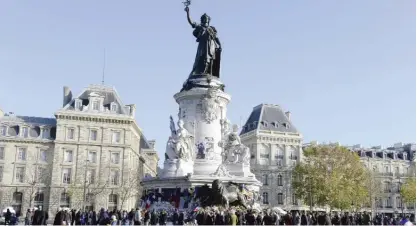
[[0, 108, 4, 117], [285, 111, 291, 120], [63, 86, 72, 107]]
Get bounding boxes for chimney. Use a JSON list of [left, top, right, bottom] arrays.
[[63, 86, 72, 107], [285, 111, 291, 120], [0, 108, 3, 117]]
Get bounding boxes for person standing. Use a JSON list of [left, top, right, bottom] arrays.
[[25, 209, 33, 225], [134, 208, 142, 225], [230, 210, 238, 226]]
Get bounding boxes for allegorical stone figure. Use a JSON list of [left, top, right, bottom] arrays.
[[185, 6, 222, 78]]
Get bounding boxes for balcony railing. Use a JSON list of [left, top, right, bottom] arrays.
[[379, 172, 394, 176]]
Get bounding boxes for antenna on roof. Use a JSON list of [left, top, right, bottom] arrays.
[[101, 48, 106, 85]]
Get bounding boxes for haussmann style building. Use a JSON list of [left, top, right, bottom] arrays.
[[240, 104, 304, 210], [0, 84, 159, 217], [240, 103, 416, 216]]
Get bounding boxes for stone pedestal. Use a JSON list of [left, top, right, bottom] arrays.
[[161, 159, 193, 178], [226, 163, 255, 178], [174, 77, 231, 176], [142, 75, 261, 209]]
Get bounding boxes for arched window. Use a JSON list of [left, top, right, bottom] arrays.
[[108, 194, 118, 210], [277, 193, 283, 204], [277, 175, 283, 186], [34, 192, 44, 209], [60, 192, 70, 208], [262, 174, 268, 185], [12, 192, 23, 216], [262, 192, 269, 205]]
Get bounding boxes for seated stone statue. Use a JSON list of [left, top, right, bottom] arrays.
[[219, 121, 250, 165], [165, 116, 194, 161]]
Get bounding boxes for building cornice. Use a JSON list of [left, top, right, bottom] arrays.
[[0, 138, 54, 145]]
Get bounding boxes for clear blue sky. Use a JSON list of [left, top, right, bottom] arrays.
[[0, 1, 415, 160]]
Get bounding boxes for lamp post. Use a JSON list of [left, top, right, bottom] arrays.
[[82, 160, 90, 211]]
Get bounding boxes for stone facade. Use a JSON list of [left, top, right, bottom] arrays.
[[303, 141, 415, 215], [0, 84, 158, 217], [240, 104, 304, 209], [348, 142, 416, 214]]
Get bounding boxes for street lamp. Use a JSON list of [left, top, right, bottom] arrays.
[[82, 159, 90, 211]]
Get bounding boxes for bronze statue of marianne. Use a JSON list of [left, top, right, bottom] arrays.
[[185, 6, 222, 78]]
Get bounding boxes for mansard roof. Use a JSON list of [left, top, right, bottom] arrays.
[[1, 114, 56, 126], [62, 84, 130, 116], [240, 104, 299, 135]]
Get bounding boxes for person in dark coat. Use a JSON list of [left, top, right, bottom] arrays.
[[172, 210, 179, 225], [4, 209, 12, 225], [301, 211, 309, 225], [255, 213, 263, 225], [214, 211, 225, 225], [196, 212, 204, 225], [178, 212, 185, 225], [150, 210, 158, 225], [341, 212, 351, 225], [71, 209, 76, 226], [53, 208, 64, 225], [32, 206, 48, 225], [263, 212, 275, 225], [245, 210, 256, 225]]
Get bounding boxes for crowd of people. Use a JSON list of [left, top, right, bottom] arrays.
[[2, 205, 415, 225], [46, 207, 415, 225]]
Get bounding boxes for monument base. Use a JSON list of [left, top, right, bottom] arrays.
[[141, 174, 262, 210], [161, 159, 193, 178], [226, 163, 255, 178]]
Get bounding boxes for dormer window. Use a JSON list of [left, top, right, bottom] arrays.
[[383, 153, 387, 159], [253, 121, 258, 129], [282, 122, 290, 129], [75, 99, 82, 111], [404, 153, 408, 160], [360, 151, 365, 157], [92, 101, 100, 111], [261, 121, 268, 127], [372, 152, 376, 158], [111, 103, 118, 112]]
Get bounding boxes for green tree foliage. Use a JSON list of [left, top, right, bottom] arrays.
[[361, 168, 384, 209], [292, 145, 369, 210], [400, 177, 416, 204]]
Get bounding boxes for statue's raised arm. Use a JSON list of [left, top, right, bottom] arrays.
[[184, 7, 196, 28]]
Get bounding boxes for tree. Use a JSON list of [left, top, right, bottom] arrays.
[[118, 169, 142, 210], [67, 165, 109, 210], [292, 145, 369, 211], [400, 177, 416, 205], [362, 168, 384, 212], [25, 163, 52, 208]]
